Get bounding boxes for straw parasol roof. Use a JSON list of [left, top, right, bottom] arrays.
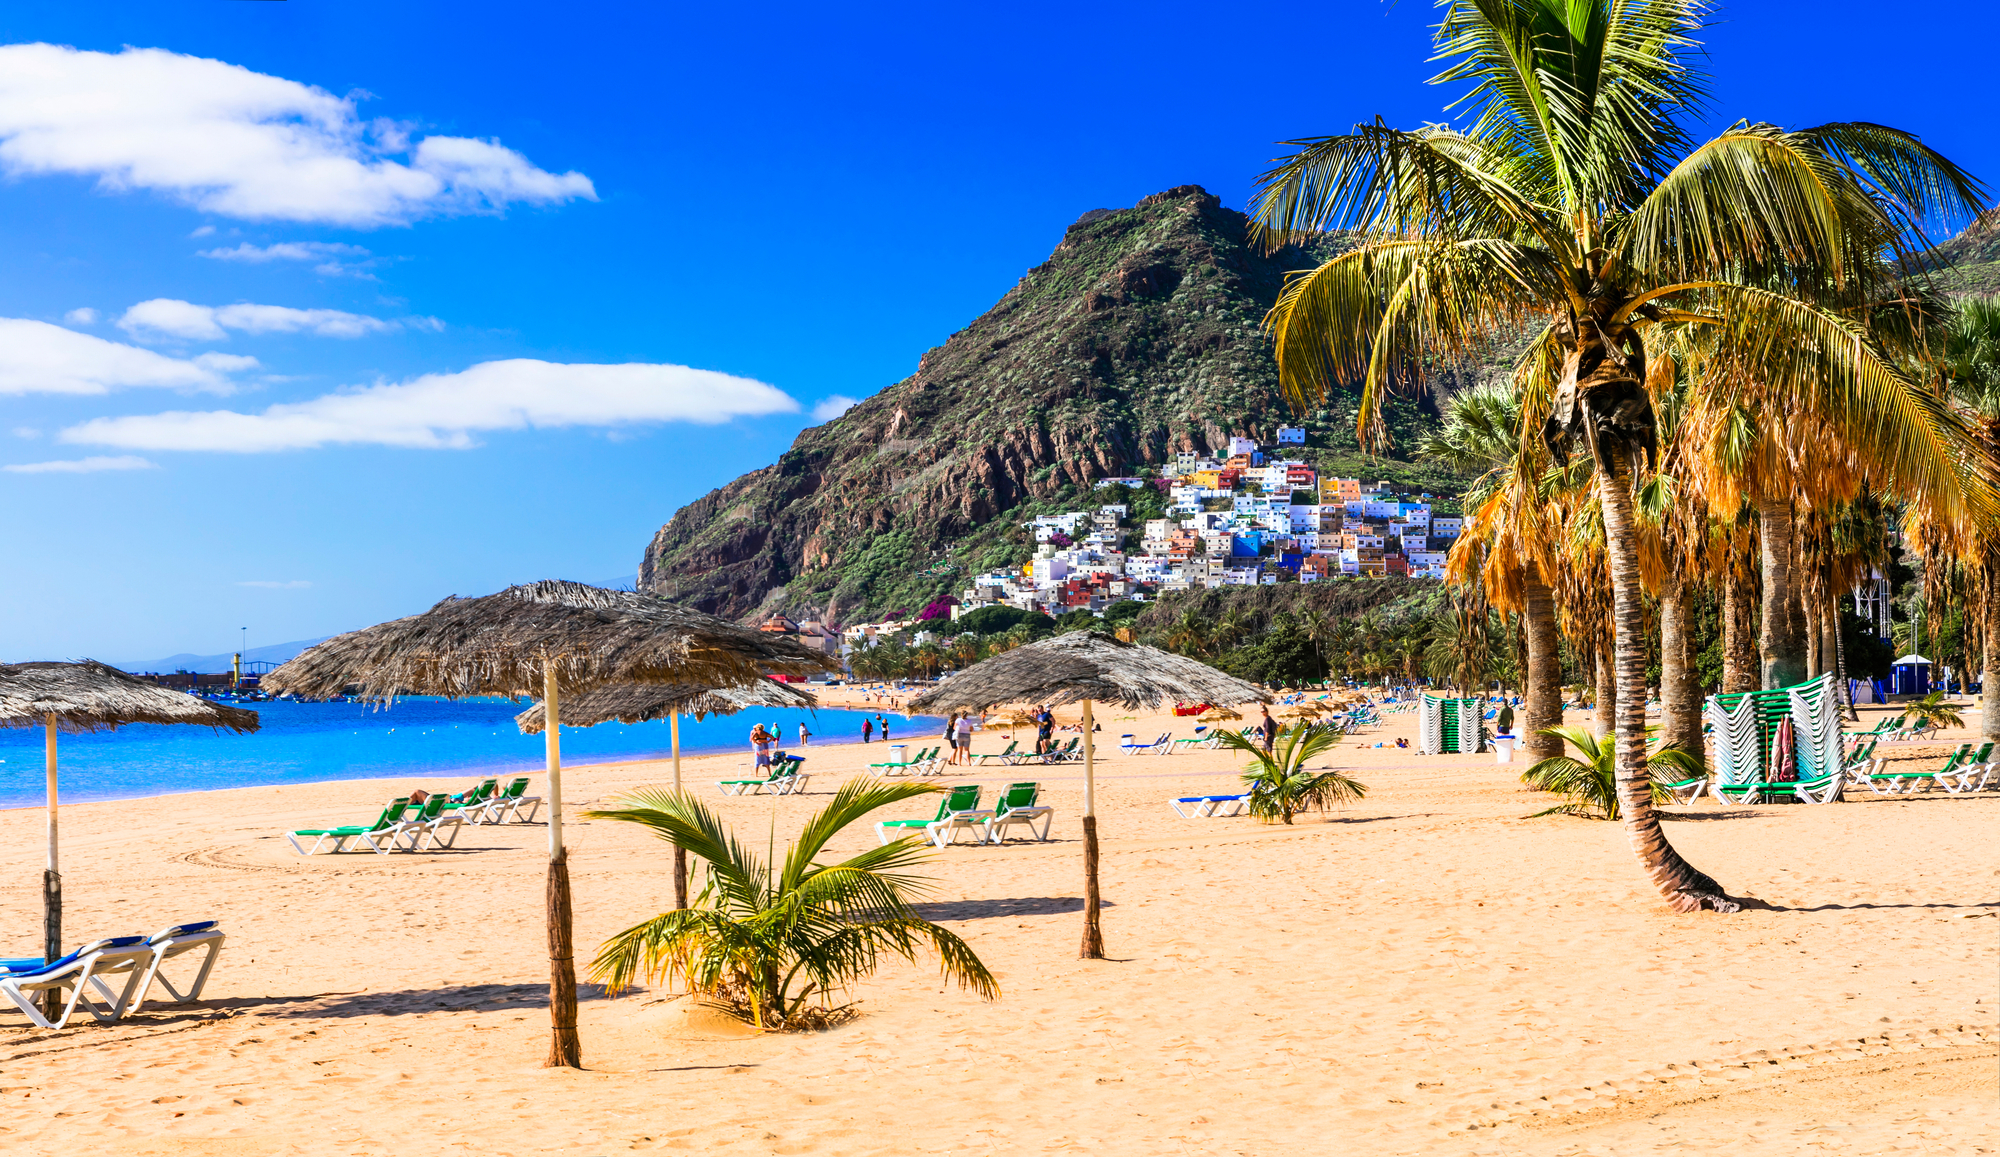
[[907, 631, 1269, 715], [266, 580, 837, 700], [1197, 705, 1244, 722], [0, 660, 260, 733], [514, 678, 815, 734]]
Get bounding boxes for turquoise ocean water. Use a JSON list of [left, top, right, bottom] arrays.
[[0, 697, 942, 809]]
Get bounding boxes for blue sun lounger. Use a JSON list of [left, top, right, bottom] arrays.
[[0, 935, 155, 1029], [1169, 791, 1251, 818]]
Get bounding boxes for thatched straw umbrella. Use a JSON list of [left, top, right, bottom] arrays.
[[515, 678, 816, 909], [266, 581, 835, 1067], [907, 631, 1266, 959], [0, 660, 258, 1010]]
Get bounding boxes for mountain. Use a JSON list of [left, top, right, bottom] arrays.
[[109, 637, 332, 675], [1923, 207, 2000, 296], [638, 185, 1467, 625]]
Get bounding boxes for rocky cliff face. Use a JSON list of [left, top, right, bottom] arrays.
[[639, 185, 1418, 623]]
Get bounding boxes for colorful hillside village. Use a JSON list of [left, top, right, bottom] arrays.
[[957, 427, 1461, 619]]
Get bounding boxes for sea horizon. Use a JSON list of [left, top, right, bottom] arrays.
[[0, 696, 943, 810]]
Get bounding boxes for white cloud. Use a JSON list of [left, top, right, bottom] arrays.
[[0, 44, 596, 226], [61, 359, 800, 453], [118, 298, 399, 341], [0, 318, 245, 395], [190, 225, 214, 237], [811, 394, 859, 422], [3, 454, 156, 474], [64, 307, 98, 325], [13, 427, 41, 438], [237, 579, 312, 589], [198, 240, 377, 277]]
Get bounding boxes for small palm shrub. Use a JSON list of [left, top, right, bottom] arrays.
[[1520, 726, 1706, 820], [1901, 691, 1963, 732], [582, 779, 997, 1030], [1215, 721, 1366, 824]]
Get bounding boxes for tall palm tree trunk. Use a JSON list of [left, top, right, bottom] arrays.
[[1522, 570, 1563, 759], [1595, 647, 1617, 739], [1600, 447, 1739, 913], [1984, 581, 2000, 745], [1758, 499, 1807, 689], [1722, 564, 1758, 694], [1832, 597, 1859, 722], [1659, 575, 1703, 751]]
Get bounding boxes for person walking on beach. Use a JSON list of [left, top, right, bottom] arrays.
[[943, 713, 959, 765], [953, 712, 976, 764], [861, 716, 873, 743], [1035, 706, 1054, 755], [798, 721, 810, 747], [878, 714, 890, 743], [1259, 705, 1277, 756]]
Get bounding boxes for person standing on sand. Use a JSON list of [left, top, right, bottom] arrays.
[[1035, 706, 1054, 755], [878, 714, 890, 743], [750, 724, 776, 772], [953, 712, 976, 765], [862, 716, 873, 743], [798, 722, 810, 747], [1260, 705, 1277, 756]]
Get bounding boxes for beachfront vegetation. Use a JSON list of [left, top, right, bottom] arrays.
[[1215, 722, 1366, 824], [582, 780, 998, 1030], [1519, 727, 1701, 821], [1248, 0, 1990, 911]]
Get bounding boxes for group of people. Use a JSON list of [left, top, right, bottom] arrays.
[[747, 721, 812, 772], [859, 713, 890, 743]]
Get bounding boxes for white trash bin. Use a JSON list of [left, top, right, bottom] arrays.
[[889, 743, 909, 766], [1492, 734, 1516, 764]]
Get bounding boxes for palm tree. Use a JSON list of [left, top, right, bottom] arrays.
[[1424, 382, 1567, 757], [1166, 609, 1214, 658], [1250, 0, 1989, 912], [1215, 723, 1366, 824], [1520, 725, 1704, 820], [582, 779, 998, 1030]]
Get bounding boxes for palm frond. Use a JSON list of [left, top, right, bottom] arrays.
[[1430, 0, 1708, 211], [1247, 120, 1563, 251]]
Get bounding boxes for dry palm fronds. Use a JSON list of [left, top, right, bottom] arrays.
[[267, 580, 837, 701], [909, 631, 1268, 714], [0, 660, 260, 734], [514, 678, 816, 733]]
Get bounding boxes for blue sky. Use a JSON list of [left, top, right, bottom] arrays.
[[2, 0, 1996, 664]]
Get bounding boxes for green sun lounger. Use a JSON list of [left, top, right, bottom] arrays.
[[984, 782, 1053, 843], [875, 784, 980, 845], [1932, 741, 1995, 792], [972, 740, 1019, 766], [391, 794, 468, 851], [1868, 743, 1971, 795], [719, 757, 803, 796], [869, 746, 937, 777], [286, 798, 409, 855]]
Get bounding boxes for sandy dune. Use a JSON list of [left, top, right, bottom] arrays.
[[0, 702, 1993, 1155]]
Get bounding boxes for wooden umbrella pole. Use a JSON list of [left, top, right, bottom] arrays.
[[542, 667, 581, 1068], [671, 712, 687, 909], [43, 714, 62, 1019], [1079, 699, 1104, 960]]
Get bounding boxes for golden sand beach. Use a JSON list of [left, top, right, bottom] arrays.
[[1, 700, 1993, 1155]]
